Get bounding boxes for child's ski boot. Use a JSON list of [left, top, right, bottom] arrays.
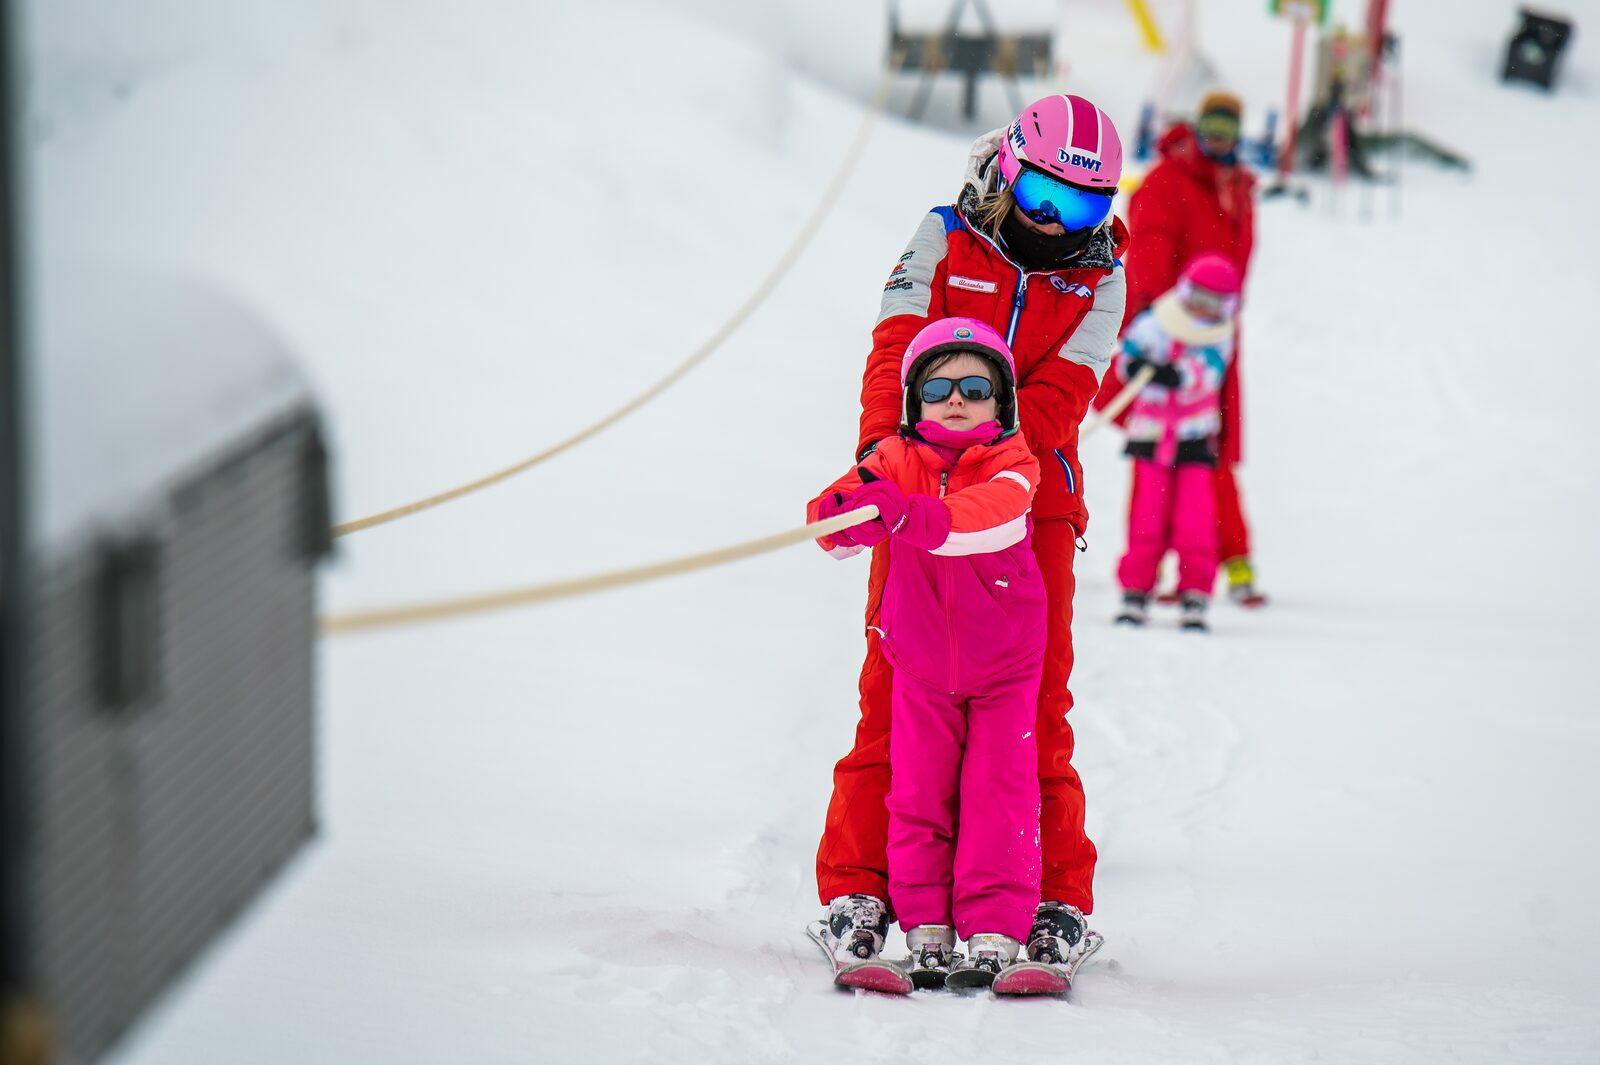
[[904, 924, 955, 990], [806, 894, 912, 994], [1180, 591, 1211, 633], [1224, 556, 1268, 607], [994, 901, 1103, 994], [944, 932, 1019, 990], [1114, 590, 1149, 627]]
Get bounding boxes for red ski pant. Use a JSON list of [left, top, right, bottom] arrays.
[[1215, 461, 1251, 563], [1117, 460, 1218, 596], [888, 662, 1043, 942], [816, 518, 1097, 914]]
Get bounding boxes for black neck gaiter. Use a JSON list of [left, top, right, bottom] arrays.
[[998, 210, 1097, 271]]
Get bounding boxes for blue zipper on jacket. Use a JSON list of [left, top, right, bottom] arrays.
[[1005, 273, 1028, 346]]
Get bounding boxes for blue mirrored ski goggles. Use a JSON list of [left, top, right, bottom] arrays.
[[1008, 168, 1115, 230]]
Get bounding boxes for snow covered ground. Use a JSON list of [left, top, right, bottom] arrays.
[[29, 0, 1600, 1061]]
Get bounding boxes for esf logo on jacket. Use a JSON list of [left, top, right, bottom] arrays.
[[1050, 276, 1093, 298], [1057, 149, 1103, 173]]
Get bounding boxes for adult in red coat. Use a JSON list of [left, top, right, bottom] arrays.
[[1097, 92, 1263, 599], [816, 95, 1127, 964]]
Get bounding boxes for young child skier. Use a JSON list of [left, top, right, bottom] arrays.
[[808, 317, 1047, 988], [1113, 253, 1243, 633]]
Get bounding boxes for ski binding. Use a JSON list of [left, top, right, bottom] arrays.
[[992, 930, 1103, 995]]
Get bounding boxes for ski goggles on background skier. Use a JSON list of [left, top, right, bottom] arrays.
[[919, 375, 996, 404], [1177, 281, 1239, 324], [1196, 112, 1242, 143], [1006, 167, 1116, 230]]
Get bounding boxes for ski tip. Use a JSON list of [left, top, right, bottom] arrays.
[[992, 963, 1071, 995], [836, 962, 913, 995], [942, 969, 998, 991]]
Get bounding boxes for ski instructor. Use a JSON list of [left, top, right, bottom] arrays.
[[815, 95, 1127, 970]]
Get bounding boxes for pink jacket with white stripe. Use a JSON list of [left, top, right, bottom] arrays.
[[808, 432, 1047, 693]]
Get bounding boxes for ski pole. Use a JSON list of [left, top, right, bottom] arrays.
[[1359, 69, 1377, 223], [1278, 12, 1308, 184], [1390, 35, 1403, 220], [1330, 105, 1348, 219]]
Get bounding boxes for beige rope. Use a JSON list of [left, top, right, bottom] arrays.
[[323, 368, 1161, 635], [332, 51, 907, 539], [322, 506, 881, 634]]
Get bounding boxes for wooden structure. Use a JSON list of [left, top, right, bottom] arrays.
[[22, 265, 330, 1064], [889, 0, 1052, 120]]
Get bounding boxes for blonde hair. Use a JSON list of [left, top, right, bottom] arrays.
[[959, 149, 1014, 236], [971, 183, 1014, 236]]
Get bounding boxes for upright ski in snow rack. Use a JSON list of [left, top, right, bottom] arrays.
[[805, 920, 913, 994]]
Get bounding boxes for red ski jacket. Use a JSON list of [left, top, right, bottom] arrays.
[[859, 203, 1129, 533], [809, 432, 1046, 693], [1101, 125, 1256, 464]]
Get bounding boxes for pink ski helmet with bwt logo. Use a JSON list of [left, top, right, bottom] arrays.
[[900, 318, 1019, 431], [998, 94, 1124, 192]]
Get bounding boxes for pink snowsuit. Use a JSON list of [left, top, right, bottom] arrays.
[[1115, 305, 1235, 596], [810, 422, 1047, 942]]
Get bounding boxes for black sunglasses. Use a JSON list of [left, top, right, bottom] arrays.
[[920, 375, 996, 404]]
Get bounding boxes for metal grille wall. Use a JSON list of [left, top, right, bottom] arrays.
[[29, 410, 325, 1065]]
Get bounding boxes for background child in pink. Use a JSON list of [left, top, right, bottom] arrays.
[[1113, 254, 1242, 633], [807, 317, 1046, 987]]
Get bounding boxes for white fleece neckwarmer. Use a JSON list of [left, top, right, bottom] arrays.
[[1151, 292, 1235, 346]]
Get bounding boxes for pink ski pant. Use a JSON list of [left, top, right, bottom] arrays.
[[1117, 459, 1219, 596], [886, 661, 1043, 943]]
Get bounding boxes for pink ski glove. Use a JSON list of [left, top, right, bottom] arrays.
[[817, 489, 890, 548], [895, 495, 952, 551], [849, 480, 909, 534]]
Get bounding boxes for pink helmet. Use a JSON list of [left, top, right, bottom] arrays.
[[1177, 253, 1243, 323], [900, 318, 1018, 431], [998, 94, 1124, 192], [1181, 253, 1243, 295]]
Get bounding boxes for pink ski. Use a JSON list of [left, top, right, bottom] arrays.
[[992, 931, 1103, 996], [805, 921, 913, 995]]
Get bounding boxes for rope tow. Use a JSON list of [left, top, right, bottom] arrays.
[[322, 369, 1152, 635], [322, 507, 883, 634]]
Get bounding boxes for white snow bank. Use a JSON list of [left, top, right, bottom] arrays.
[[32, 263, 309, 552]]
